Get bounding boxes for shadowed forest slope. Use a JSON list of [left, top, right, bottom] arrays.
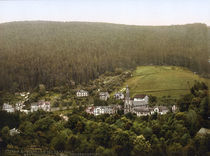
[[0, 21, 209, 90]]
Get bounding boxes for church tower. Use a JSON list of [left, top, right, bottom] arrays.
[[124, 85, 132, 114], [125, 85, 130, 100]]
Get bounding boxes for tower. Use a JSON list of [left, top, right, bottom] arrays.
[[124, 85, 132, 114], [125, 85, 130, 100]]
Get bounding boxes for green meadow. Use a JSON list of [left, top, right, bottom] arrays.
[[122, 66, 210, 98]]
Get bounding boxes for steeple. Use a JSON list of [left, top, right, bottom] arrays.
[[124, 85, 133, 114], [125, 85, 129, 100]]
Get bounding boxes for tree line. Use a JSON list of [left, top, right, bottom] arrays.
[[0, 21, 209, 91]]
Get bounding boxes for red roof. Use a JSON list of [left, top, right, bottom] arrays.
[[133, 94, 146, 99]]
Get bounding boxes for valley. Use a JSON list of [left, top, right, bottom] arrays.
[[0, 21, 209, 155]]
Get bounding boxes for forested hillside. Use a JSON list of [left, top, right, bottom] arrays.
[[208, 27, 210, 56], [0, 21, 209, 91]]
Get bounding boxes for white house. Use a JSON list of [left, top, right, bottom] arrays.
[[86, 105, 121, 116], [133, 94, 149, 107], [85, 106, 94, 115], [31, 101, 51, 112], [114, 92, 124, 100], [20, 92, 25, 97], [94, 106, 106, 116], [39, 101, 51, 112], [19, 92, 30, 102], [15, 101, 25, 111], [133, 107, 150, 116], [60, 114, 69, 121], [9, 128, 20, 136], [93, 105, 120, 116], [76, 90, 89, 97], [197, 128, 210, 136], [31, 102, 39, 112], [99, 92, 110, 101], [20, 109, 29, 114], [133, 106, 169, 117], [151, 106, 169, 115], [2, 103, 15, 113], [15, 101, 29, 114], [133, 94, 149, 102]]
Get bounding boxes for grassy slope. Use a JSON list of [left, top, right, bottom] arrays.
[[121, 66, 210, 98]]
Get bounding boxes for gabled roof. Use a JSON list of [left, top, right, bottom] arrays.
[[77, 90, 88, 93], [31, 102, 38, 106], [157, 106, 169, 111], [133, 101, 148, 106], [38, 101, 50, 105], [9, 128, 20, 136], [134, 106, 150, 112], [45, 102, 50, 105], [133, 94, 147, 99], [197, 128, 210, 135]]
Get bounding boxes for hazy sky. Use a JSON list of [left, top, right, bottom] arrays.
[[0, 0, 209, 26]]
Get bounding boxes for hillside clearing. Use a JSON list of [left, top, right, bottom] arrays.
[[121, 66, 210, 98]]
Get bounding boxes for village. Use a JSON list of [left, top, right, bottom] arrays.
[[85, 86, 177, 116], [2, 85, 177, 117]]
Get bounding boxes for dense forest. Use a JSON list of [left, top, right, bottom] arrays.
[[208, 27, 210, 56], [0, 21, 209, 91]]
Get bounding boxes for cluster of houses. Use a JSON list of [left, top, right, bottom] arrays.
[[123, 85, 171, 116], [76, 90, 111, 101], [2, 88, 177, 117], [2, 91, 52, 113], [2, 101, 29, 114], [85, 86, 177, 116], [2, 99, 51, 114], [2, 92, 31, 113], [2, 92, 30, 113], [124, 86, 177, 116]]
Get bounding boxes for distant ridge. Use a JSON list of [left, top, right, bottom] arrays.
[[0, 20, 207, 27]]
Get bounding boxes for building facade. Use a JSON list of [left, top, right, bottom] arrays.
[[99, 92, 110, 101], [76, 90, 89, 97], [31, 101, 51, 112], [86, 105, 121, 116], [133, 94, 149, 107], [114, 92, 124, 100], [2, 103, 15, 113]]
